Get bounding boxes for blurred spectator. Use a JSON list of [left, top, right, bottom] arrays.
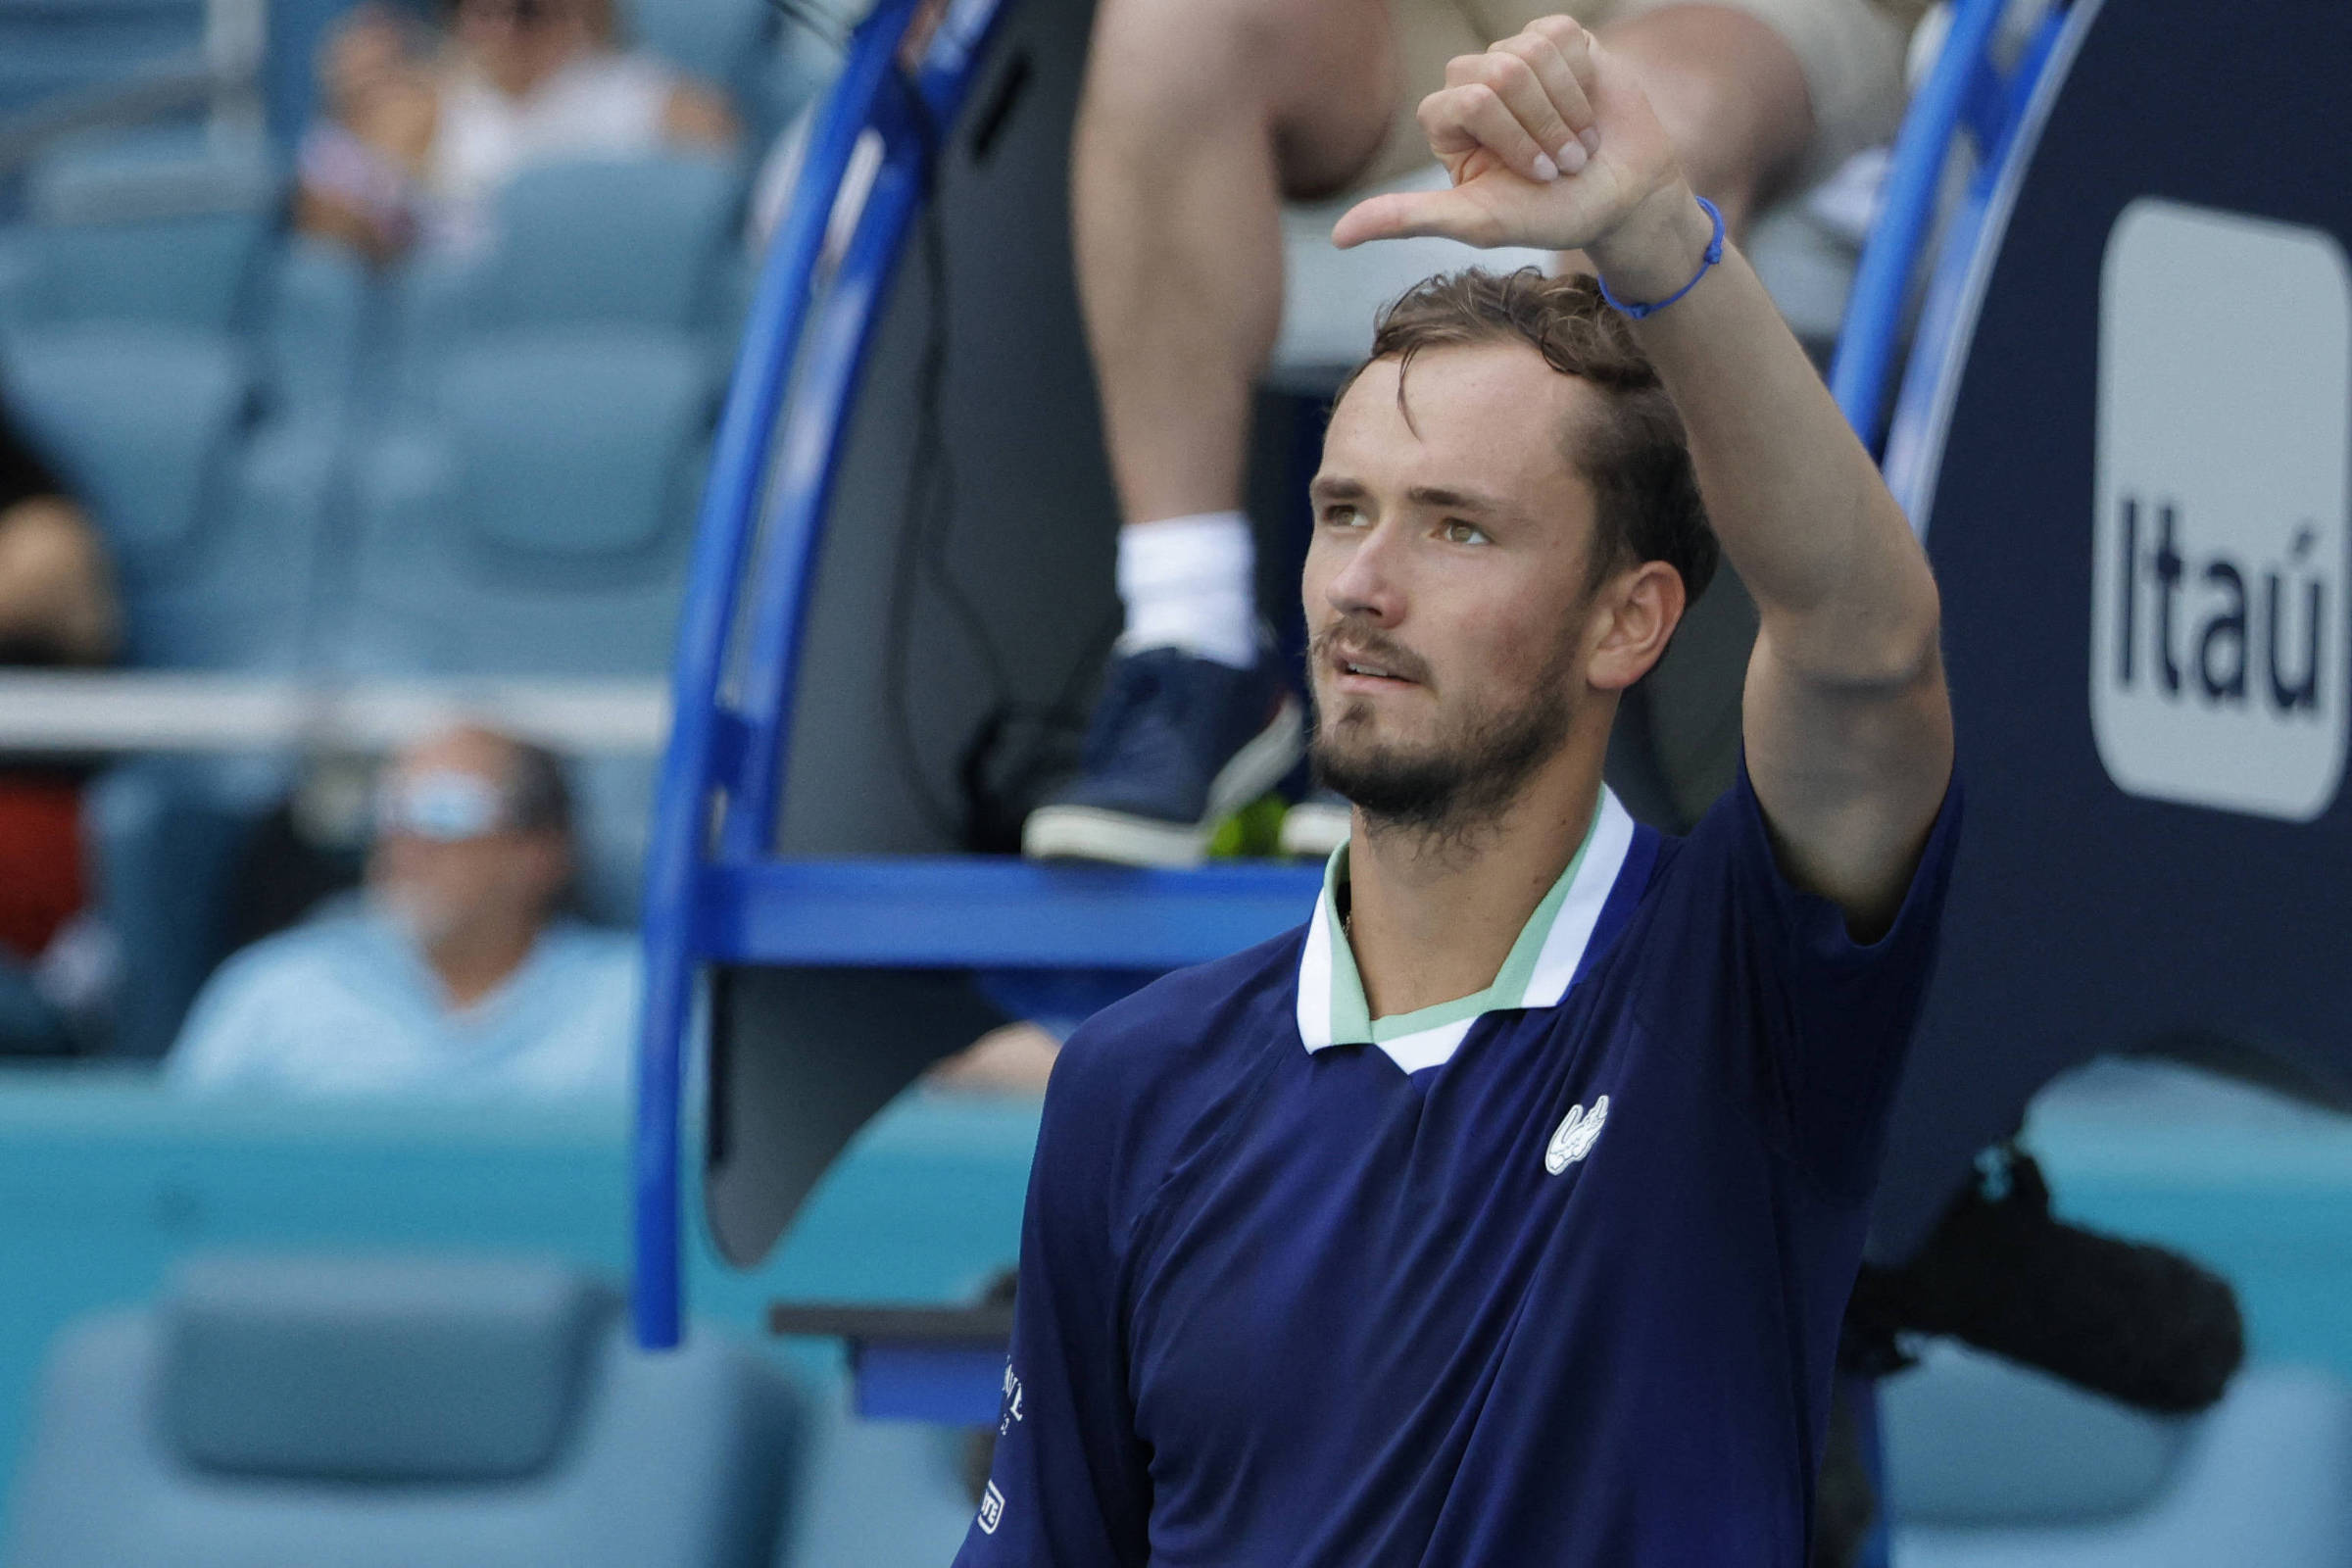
[[1022, 0, 1926, 866], [167, 725, 638, 1099], [0, 392, 120, 1055], [296, 0, 740, 262]]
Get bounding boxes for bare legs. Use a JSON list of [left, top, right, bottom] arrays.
[[1073, 0, 1817, 529], [1071, 0, 1396, 529], [1596, 4, 1814, 237]]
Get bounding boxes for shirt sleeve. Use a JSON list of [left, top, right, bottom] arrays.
[[954, 1036, 1152, 1566], [164, 952, 281, 1093], [1672, 760, 1963, 1198]]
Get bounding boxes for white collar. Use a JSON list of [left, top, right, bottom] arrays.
[[1295, 789, 1639, 1072]]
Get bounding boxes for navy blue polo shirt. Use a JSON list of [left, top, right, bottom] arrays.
[[956, 764, 1961, 1567]]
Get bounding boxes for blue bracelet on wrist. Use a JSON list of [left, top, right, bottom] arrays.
[[1596, 196, 1725, 320]]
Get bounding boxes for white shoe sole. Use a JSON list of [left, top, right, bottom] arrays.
[[1022, 697, 1305, 868]]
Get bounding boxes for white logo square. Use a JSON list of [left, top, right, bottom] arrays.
[[2091, 199, 2352, 820]]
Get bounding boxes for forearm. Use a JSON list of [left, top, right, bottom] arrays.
[[1592, 189, 1941, 688]]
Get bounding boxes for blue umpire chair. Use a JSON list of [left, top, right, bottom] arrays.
[[635, 0, 2352, 1558]]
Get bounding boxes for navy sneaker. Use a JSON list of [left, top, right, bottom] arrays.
[[1277, 788, 1351, 860], [1022, 645, 1302, 866]]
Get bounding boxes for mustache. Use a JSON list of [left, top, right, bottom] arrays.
[[1308, 621, 1432, 686]]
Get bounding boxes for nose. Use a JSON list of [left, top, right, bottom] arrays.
[[1322, 521, 1406, 627]]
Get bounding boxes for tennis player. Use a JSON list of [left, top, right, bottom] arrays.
[[956, 14, 1958, 1563]]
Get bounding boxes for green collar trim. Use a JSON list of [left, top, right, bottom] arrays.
[[1308, 788, 1611, 1049]]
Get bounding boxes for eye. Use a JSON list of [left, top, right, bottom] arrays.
[[1321, 503, 1364, 528], [1441, 518, 1490, 546]]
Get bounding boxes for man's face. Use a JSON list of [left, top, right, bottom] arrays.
[[455, 0, 592, 96], [366, 729, 564, 953], [1302, 342, 1611, 831]]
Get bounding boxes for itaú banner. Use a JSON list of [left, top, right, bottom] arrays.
[[2090, 198, 2352, 822]]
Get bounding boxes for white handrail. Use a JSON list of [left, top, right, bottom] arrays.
[[0, 673, 669, 756]]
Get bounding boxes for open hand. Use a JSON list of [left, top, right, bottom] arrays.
[[1332, 16, 1686, 264]]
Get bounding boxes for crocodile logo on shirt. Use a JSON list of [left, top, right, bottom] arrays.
[[1544, 1095, 1609, 1174]]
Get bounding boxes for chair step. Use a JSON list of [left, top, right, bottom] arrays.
[[695, 856, 1322, 969]]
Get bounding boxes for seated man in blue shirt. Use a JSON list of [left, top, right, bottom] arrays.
[[168, 725, 638, 1101], [959, 16, 1957, 1566]]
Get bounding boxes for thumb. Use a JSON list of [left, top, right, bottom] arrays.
[[1331, 187, 1502, 251]]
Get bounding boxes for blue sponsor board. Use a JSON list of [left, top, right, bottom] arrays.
[[1873, 0, 2352, 1253]]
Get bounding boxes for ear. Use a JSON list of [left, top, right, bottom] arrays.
[[1584, 561, 1687, 692]]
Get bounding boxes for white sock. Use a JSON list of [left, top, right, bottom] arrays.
[[1115, 511, 1258, 669]]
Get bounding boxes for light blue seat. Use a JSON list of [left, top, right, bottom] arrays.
[[1, 1253, 803, 1568], [621, 0, 835, 145], [0, 0, 209, 118], [392, 155, 747, 395], [491, 155, 746, 329], [5, 131, 281, 332], [0, 322, 249, 560], [1, 325, 331, 668], [133, 420, 336, 669], [1885, 1344, 2352, 1566], [263, 234, 372, 419], [341, 327, 710, 676], [623, 0, 771, 103]]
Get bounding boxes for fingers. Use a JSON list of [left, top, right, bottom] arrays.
[[1435, 19, 1601, 178], [1332, 187, 1500, 251], [1514, 22, 1602, 162], [1419, 82, 1559, 184]]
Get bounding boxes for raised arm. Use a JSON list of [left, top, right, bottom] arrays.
[[1333, 15, 1951, 935]]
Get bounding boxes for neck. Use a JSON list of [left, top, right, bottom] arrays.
[[425, 920, 539, 1009], [1343, 724, 1610, 1020]]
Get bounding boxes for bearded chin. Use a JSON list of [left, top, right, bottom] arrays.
[[1309, 679, 1577, 839]]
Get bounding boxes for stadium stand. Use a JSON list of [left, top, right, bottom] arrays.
[[463, 154, 747, 330], [341, 328, 710, 675], [2, 0, 2348, 1562], [0, 0, 793, 1051], [1884, 1345, 2352, 1566], [4, 1255, 803, 1567], [4, 131, 279, 325], [633, 1, 2352, 1565], [0, 0, 231, 123]]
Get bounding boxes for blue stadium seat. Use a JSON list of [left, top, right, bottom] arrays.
[[487, 155, 746, 330], [384, 157, 744, 412], [621, 0, 839, 145], [0, 325, 331, 668], [622, 0, 771, 97], [0, 220, 266, 330], [262, 234, 370, 419], [0, 0, 209, 119], [1884, 1344, 2352, 1566], [1, 1253, 803, 1568], [0, 322, 250, 559], [6, 131, 281, 332], [341, 327, 710, 676], [390, 155, 747, 380]]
